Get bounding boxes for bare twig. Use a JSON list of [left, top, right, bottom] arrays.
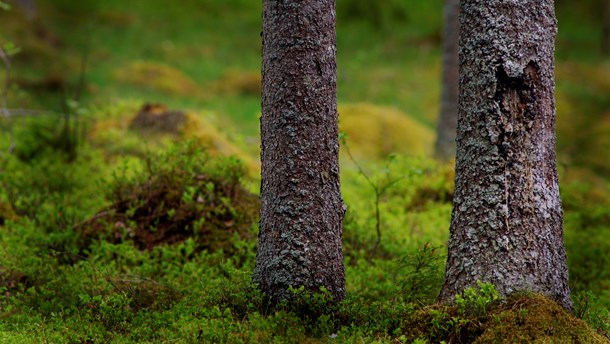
[[340, 135, 407, 255]]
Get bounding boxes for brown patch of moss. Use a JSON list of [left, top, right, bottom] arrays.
[[130, 103, 187, 134], [76, 144, 259, 254], [0, 266, 29, 296]]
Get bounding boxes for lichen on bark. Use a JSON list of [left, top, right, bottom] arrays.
[[439, 0, 572, 310], [252, 0, 345, 302]]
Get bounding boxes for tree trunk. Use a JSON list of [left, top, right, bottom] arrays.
[[434, 0, 459, 161], [252, 0, 346, 302], [602, 0, 610, 56], [8, 0, 37, 20], [438, 0, 572, 310]]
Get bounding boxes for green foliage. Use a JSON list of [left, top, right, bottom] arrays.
[[77, 141, 259, 255], [2, 42, 20, 56], [10, 111, 84, 162], [454, 281, 500, 318], [0, 1, 609, 342], [399, 243, 445, 305], [337, 0, 442, 35], [402, 283, 499, 342], [573, 291, 610, 337]]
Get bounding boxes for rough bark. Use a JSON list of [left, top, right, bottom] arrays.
[[434, 0, 459, 161], [438, 0, 572, 310], [252, 0, 346, 302]]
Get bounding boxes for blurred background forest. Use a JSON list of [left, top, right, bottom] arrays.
[[0, 0, 609, 342]]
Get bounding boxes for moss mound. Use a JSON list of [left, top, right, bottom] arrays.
[[129, 103, 187, 134], [88, 101, 259, 172], [114, 61, 201, 97], [475, 294, 608, 343], [76, 143, 259, 253], [403, 293, 608, 343], [338, 103, 434, 160], [211, 69, 261, 96], [181, 112, 260, 173]]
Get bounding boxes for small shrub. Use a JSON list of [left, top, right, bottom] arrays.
[[454, 281, 500, 318], [77, 141, 259, 255], [399, 243, 445, 305]]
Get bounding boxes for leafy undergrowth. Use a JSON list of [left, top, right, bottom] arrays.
[[0, 132, 608, 342], [1, 1, 610, 341], [76, 142, 259, 254]]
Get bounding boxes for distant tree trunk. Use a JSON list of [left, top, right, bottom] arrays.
[[434, 0, 459, 160], [252, 0, 346, 302], [602, 0, 610, 56], [438, 0, 572, 310], [8, 0, 37, 20]]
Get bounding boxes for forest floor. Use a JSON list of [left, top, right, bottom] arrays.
[[0, 1, 609, 342]]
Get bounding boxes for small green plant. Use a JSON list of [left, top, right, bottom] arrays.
[[340, 132, 409, 254], [454, 281, 500, 318], [399, 243, 445, 305], [573, 290, 610, 337]]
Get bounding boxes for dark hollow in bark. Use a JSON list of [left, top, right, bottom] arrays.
[[438, 0, 572, 310], [252, 0, 346, 302], [434, 0, 459, 161]]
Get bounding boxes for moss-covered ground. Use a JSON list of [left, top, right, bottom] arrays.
[[0, 0, 609, 342]]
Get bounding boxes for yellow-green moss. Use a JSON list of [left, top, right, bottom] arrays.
[[403, 294, 608, 343], [113, 61, 202, 97], [475, 294, 608, 343], [557, 62, 610, 95], [338, 103, 434, 161], [181, 113, 260, 174], [86, 101, 259, 173], [211, 69, 261, 96]]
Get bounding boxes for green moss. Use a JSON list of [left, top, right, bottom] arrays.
[[339, 103, 434, 160], [475, 294, 608, 343], [113, 61, 202, 97], [402, 293, 609, 343], [0, 201, 17, 225], [77, 142, 259, 255]]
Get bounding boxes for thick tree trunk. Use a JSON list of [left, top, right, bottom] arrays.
[[434, 0, 459, 161], [252, 0, 346, 302], [438, 0, 572, 309]]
